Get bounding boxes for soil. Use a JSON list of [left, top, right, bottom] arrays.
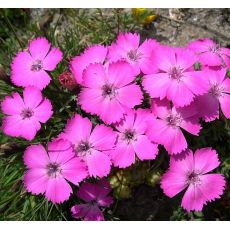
[[30, 8, 230, 47]]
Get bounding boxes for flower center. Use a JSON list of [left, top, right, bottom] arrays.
[[209, 84, 224, 98], [101, 84, 117, 99], [166, 113, 182, 127], [46, 163, 62, 178], [187, 171, 201, 186], [123, 129, 136, 144], [127, 49, 142, 62], [168, 66, 183, 80], [75, 141, 93, 158], [31, 60, 43, 72], [20, 108, 34, 119]]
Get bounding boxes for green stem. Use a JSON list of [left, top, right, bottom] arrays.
[[4, 12, 24, 50]]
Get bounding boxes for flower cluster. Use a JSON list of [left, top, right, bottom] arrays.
[[1, 37, 63, 140], [1, 33, 229, 219]]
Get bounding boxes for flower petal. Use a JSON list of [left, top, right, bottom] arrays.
[[110, 142, 135, 168], [79, 88, 104, 115], [23, 144, 49, 168], [62, 157, 88, 185], [77, 183, 97, 202], [1, 92, 24, 115], [142, 73, 170, 100], [180, 117, 201, 136], [175, 48, 197, 70], [117, 84, 143, 108], [181, 184, 206, 212], [107, 61, 136, 87], [29, 37, 50, 60], [89, 125, 117, 151], [183, 71, 209, 96], [81, 63, 107, 88], [86, 151, 111, 178], [2, 115, 41, 140], [71, 204, 91, 219], [133, 135, 158, 160], [45, 177, 72, 203], [43, 47, 63, 71], [194, 147, 220, 174], [24, 168, 48, 195], [195, 93, 219, 122], [219, 93, 230, 119], [170, 149, 194, 174], [70, 45, 107, 85], [166, 80, 194, 108], [34, 98, 53, 123], [98, 98, 126, 124], [146, 118, 187, 155], [48, 139, 75, 165], [84, 205, 104, 221], [151, 98, 171, 119], [23, 86, 43, 109], [60, 114, 92, 145], [160, 171, 187, 198], [197, 174, 226, 203]]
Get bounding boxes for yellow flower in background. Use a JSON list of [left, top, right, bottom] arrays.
[[144, 15, 158, 25], [132, 8, 157, 25], [132, 8, 147, 19]]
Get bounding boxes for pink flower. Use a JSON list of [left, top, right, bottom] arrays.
[[1, 86, 53, 140], [161, 148, 226, 212], [146, 98, 201, 155], [79, 61, 143, 124], [70, 45, 107, 85], [142, 46, 208, 107], [59, 114, 117, 177], [11, 37, 63, 90], [23, 140, 88, 203], [110, 109, 158, 168], [71, 179, 113, 221], [195, 68, 230, 122], [108, 32, 159, 75], [188, 38, 230, 68]]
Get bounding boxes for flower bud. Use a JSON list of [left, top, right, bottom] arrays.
[[114, 184, 132, 199], [58, 71, 77, 90], [146, 170, 162, 187]]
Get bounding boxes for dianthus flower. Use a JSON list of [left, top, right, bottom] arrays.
[[146, 98, 201, 155], [108, 32, 159, 75], [110, 109, 158, 168], [161, 148, 225, 212], [195, 68, 230, 121], [71, 179, 113, 221], [23, 140, 88, 203], [79, 61, 143, 124], [1, 86, 53, 140], [143, 46, 208, 107], [11, 37, 63, 89], [188, 38, 230, 68], [60, 114, 117, 177]]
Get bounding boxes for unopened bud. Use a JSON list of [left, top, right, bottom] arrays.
[[58, 71, 77, 90]]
